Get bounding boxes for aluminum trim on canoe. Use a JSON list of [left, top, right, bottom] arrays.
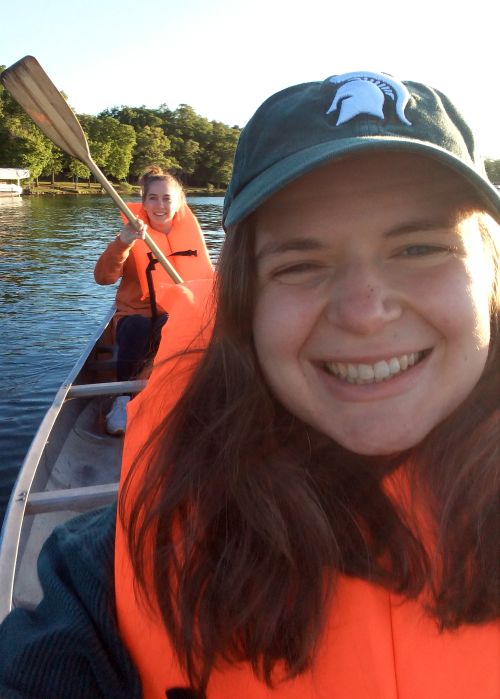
[[0, 306, 116, 622]]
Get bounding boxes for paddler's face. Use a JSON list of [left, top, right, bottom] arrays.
[[143, 180, 179, 232], [252, 152, 495, 455]]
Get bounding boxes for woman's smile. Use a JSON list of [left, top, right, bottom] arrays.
[[322, 348, 431, 384], [309, 349, 436, 414]]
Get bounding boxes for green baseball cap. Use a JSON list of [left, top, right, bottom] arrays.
[[223, 71, 500, 229]]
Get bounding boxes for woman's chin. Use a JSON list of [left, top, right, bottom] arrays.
[[317, 419, 425, 456]]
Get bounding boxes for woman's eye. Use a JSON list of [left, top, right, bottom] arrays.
[[396, 244, 456, 257], [270, 262, 328, 284], [276, 262, 321, 275]]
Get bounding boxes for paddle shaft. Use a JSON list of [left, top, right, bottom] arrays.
[[0, 56, 183, 284]]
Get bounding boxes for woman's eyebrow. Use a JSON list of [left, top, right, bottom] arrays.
[[384, 218, 459, 237], [256, 218, 461, 259], [256, 237, 328, 261]]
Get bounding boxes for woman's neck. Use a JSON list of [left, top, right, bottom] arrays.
[[154, 222, 173, 235]]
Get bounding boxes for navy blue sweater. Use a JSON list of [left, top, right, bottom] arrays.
[[0, 504, 142, 698]]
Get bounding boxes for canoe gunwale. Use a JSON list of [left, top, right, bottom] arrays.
[[0, 306, 117, 623]]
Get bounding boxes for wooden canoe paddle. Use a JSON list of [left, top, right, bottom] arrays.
[[0, 55, 183, 284]]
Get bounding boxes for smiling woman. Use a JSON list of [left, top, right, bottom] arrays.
[[114, 74, 499, 698], [93, 165, 214, 434]]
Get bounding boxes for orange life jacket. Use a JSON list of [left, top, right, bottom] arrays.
[[122, 201, 214, 302], [115, 283, 500, 698]]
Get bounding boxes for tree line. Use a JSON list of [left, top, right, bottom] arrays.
[[485, 159, 500, 184], [1, 65, 499, 189], [0, 65, 240, 189]]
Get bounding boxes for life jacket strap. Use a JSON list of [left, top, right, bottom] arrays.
[[169, 249, 198, 257], [145, 252, 159, 321]]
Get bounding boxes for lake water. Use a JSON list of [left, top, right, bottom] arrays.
[[0, 194, 224, 528]]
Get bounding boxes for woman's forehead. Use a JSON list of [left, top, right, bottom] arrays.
[[257, 154, 479, 227], [145, 179, 176, 195], [269, 153, 474, 204]]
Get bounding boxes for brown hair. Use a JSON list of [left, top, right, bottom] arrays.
[[140, 165, 186, 208], [121, 210, 500, 694]]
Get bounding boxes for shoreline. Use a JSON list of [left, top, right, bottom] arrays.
[[19, 182, 226, 197]]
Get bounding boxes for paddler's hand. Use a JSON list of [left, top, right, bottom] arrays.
[[119, 220, 147, 246]]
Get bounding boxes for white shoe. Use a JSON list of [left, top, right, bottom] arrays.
[[106, 395, 130, 435]]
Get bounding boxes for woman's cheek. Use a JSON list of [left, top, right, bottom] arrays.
[[254, 284, 324, 356]]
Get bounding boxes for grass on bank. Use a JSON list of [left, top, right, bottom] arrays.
[[25, 181, 225, 197]]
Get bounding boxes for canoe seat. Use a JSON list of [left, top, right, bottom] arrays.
[[68, 380, 147, 398]]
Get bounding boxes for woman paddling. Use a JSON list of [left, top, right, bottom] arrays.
[[0, 70, 498, 699], [94, 165, 213, 435]]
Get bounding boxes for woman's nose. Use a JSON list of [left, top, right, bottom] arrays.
[[324, 262, 402, 335]]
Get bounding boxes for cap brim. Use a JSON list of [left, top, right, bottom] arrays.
[[224, 137, 500, 228]]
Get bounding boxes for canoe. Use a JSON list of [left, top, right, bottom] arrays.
[[0, 307, 146, 624]]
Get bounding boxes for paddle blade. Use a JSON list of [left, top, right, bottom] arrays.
[[1, 55, 183, 283], [1, 56, 92, 163]]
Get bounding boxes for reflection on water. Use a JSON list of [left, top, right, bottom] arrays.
[[0, 196, 23, 208], [0, 195, 224, 526], [187, 197, 225, 263]]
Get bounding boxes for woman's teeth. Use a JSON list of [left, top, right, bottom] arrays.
[[325, 352, 422, 384]]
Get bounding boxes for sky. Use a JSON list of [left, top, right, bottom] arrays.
[[2, 0, 499, 157]]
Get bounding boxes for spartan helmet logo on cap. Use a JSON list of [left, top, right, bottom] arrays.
[[326, 71, 412, 127]]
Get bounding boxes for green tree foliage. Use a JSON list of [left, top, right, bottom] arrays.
[[0, 115, 54, 180], [0, 65, 52, 179], [197, 121, 240, 188], [0, 66, 25, 120], [100, 118, 136, 181], [485, 159, 500, 184], [179, 139, 201, 178], [41, 146, 65, 184], [1, 64, 239, 187], [0, 66, 5, 119], [131, 125, 176, 177], [105, 101, 240, 186], [79, 114, 136, 180], [100, 105, 165, 131], [80, 114, 111, 169], [68, 158, 90, 182]]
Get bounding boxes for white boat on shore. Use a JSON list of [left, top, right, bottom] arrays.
[[0, 168, 30, 197], [0, 183, 23, 196]]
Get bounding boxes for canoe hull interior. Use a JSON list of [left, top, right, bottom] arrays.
[[14, 394, 124, 608], [0, 307, 146, 620]]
